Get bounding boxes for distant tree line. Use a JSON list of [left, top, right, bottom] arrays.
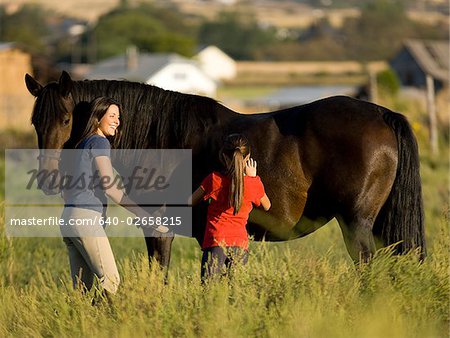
[[0, 0, 447, 63], [275, 0, 446, 11]]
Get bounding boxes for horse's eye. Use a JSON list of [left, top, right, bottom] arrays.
[[63, 117, 70, 126]]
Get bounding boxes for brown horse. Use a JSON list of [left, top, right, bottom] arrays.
[[25, 71, 426, 267]]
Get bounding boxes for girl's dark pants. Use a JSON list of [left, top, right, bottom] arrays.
[[201, 246, 248, 281]]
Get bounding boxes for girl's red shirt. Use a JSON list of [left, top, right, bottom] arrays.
[[200, 171, 265, 250]]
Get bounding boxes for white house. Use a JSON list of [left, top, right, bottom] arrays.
[[195, 45, 237, 81], [86, 48, 217, 97]]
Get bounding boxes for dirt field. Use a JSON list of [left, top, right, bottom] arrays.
[[236, 60, 387, 75], [231, 60, 387, 85]]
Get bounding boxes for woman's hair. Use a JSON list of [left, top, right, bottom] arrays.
[[64, 96, 121, 149], [219, 134, 250, 215]]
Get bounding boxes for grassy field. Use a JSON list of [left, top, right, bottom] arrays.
[[0, 99, 449, 337]]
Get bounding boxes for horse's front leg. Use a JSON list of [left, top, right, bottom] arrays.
[[142, 231, 174, 271]]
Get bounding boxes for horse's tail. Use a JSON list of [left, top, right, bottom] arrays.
[[374, 110, 426, 259]]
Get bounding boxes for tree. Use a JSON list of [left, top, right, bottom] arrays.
[[91, 4, 196, 60], [377, 68, 400, 96], [198, 11, 277, 60]]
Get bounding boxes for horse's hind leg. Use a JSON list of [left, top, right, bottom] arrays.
[[334, 126, 397, 263], [337, 215, 377, 263]]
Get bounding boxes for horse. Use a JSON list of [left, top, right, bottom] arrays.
[[25, 71, 426, 268]]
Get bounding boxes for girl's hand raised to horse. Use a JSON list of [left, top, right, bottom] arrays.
[[245, 157, 257, 177]]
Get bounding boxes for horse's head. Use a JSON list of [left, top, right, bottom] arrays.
[[25, 71, 75, 195]]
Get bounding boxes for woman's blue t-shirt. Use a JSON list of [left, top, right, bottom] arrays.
[[61, 134, 111, 214]]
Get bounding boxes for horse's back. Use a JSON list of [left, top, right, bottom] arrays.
[[294, 96, 397, 174]]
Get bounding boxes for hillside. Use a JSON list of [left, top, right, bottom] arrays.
[[3, 0, 120, 22], [3, 0, 448, 27]]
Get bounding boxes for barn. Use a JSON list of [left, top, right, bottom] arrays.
[[389, 39, 448, 92]]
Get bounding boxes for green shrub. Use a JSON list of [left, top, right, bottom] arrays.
[[377, 68, 401, 96]]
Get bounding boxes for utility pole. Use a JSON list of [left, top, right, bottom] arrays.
[[426, 74, 439, 155], [87, 21, 97, 65]]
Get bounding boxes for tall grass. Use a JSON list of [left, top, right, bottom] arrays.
[[0, 231, 448, 337]]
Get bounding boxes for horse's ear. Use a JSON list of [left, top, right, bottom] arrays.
[[59, 71, 73, 98], [25, 73, 43, 97]]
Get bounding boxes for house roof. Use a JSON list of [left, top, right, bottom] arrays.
[[196, 45, 235, 63], [86, 52, 198, 82], [403, 39, 449, 82]]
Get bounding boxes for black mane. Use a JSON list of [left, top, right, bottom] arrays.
[[70, 80, 220, 149]]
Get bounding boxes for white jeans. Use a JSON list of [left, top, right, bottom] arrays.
[[61, 207, 120, 294]]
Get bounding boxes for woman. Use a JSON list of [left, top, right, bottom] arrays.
[[191, 134, 271, 281], [60, 96, 168, 297]]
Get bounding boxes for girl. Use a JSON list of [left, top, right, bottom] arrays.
[[191, 134, 271, 281], [60, 96, 168, 297]]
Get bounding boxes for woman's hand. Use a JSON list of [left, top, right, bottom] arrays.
[[134, 205, 170, 234], [135, 218, 170, 234], [245, 158, 257, 177], [150, 205, 170, 233]]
